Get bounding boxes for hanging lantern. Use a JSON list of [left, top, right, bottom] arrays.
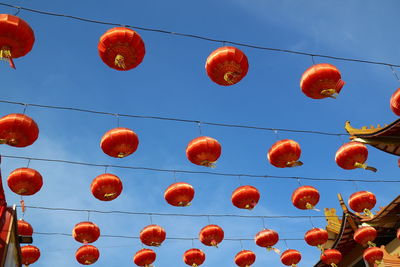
[[75, 245, 100, 265], [100, 127, 139, 158], [186, 136, 221, 167], [234, 250, 256, 267], [353, 226, 377, 247], [7, 168, 43, 196], [363, 247, 383, 266], [134, 248, 156, 267], [0, 14, 34, 69], [390, 88, 400, 116], [300, 63, 345, 99], [397, 228, 400, 240], [304, 228, 328, 251], [0, 113, 39, 147], [18, 219, 33, 237], [164, 182, 195, 207], [98, 27, 145, 71], [205, 46, 249, 86], [280, 249, 301, 267], [199, 224, 224, 247], [21, 245, 40, 266], [291, 185, 320, 210], [140, 225, 166, 247], [231, 185, 260, 210], [183, 248, 206, 267], [348, 191, 376, 217], [90, 173, 123, 201], [72, 221, 101, 244], [254, 229, 279, 251], [320, 249, 342, 267], [335, 142, 377, 172], [267, 139, 303, 168]]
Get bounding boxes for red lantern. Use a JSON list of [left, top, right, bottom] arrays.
[[280, 249, 301, 266], [254, 229, 279, 250], [72, 221, 101, 244], [75, 245, 100, 265], [7, 168, 43, 196], [320, 249, 342, 267], [231, 185, 260, 210], [300, 63, 345, 99], [98, 27, 145, 71], [140, 225, 166, 247], [348, 191, 376, 216], [164, 182, 195, 207], [100, 127, 139, 158], [335, 142, 377, 172], [186, 136, 221, 167], [291, 185, 320, 210], [134, 248, 156, 267], [234, 250, 256, 267], [205, 46, 249, 86], [304, 228, 328, 250], [390, 88, 400, 116], [267, 139, 303, 168], [18, 219, 33, 236], [0, 113, 39, 147], [397, 228, 400, 240], [91, 173, 123, 201], [353, 226, 377, 247], [21, 245, 40, 266], [183, 248, 206, 267], [199, 224, 224, 247], [363, 247, 383, 266], [0, 14, 34, 69]]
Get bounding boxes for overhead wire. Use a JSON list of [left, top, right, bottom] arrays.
[[0, 3, 399, 68]]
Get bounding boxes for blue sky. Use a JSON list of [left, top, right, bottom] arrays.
[[1, 0, 400, 266]]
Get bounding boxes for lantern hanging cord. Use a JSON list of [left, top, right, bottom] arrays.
[[0, 3, 399, 68], [3, 154, 400, 183], [0, 99, 346, 137]]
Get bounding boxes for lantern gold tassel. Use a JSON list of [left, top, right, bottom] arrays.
[[179, 201, 191, 207], [224, 71, 240, 84], [367, 241, 376, 247], [330, 264, 338, 267], [0, 46, 15, 69], [266, 247, 281, 254], [320, 89, 338, 99], [363, 208, 374, 218], [115, 54, 126, 69], [286, 160, 303, 167], [104, 192, 117, 199], [354, 162, 377, 172], [191, 264, 198, 267], [211, 241, 218, 248], [317, 244, 324, 252], [200, 160, 216, 168], [291, 264, 297, 267], [306, 202, 320, 211]]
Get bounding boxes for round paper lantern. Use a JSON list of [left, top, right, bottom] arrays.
[[72, 221, 100, 244], [0, 113, 39, 147], [134, 248, 156, 267], [140, 225, 166, 247], [291, 185, 320, 210], [90, 173, 123, 201], [390, 88, 400, 116], [199, 224, 224, 247], [21, 245, 40, 265], [205, 46, 249, 86], [348, 191, 376, 216], [320, 249, 342, 267], [231, 185, 260, 210], [234, 250, 256, 267], [98, 27, 145, 71], [100, 127, 139, 158], [397, 228, 400, 240], [75, 245, 99, 265], [0, 14, 35, 68], [304, 228, 328, 250], [186, 136, 221, 167], [280, 249, 301, 266], [353, 226, 377, 247], [183, 248, 206, 267], [17, 219, 33, 236], [363, 247, 383, 266], [267, 139, 303, 168], [300, 63, 344, 99], [7, 168, 43, 196], [164, 182, 195, 207], [335, 142, 377, 172], [254, 229, 279, 250]]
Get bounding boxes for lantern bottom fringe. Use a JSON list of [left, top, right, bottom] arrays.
[[115, 54, 126, 69], [200, 160, 216, 168], [291, 264, 297, 267], [211, 241, 219, 248], [330, 264, 338, 267], [144, 265, 154, 267], [0, 48, 15, 69], [320, 89, 338, 98], [178, 201, 191, 207], [103, 192, 117, 199], [354, 162, 377, 172], [286, 160, 303, 167], [363, 208, 374, 218], [117, 152, 128, 158], [223, 71, 240, 84], [306, 203, 320, 211], [0, 138, 17, 146], [367, 241, 376, 247], [191, 264, 198, 267]]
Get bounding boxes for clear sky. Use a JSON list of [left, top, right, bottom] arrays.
[[1, 0, 400, 266]]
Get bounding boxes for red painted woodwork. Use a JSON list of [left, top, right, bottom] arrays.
[[100, 127, 139, 158], [234, 250, 256, 267], [21, 245, 40, 266], [183, 248, 206, 267], [7, 168, 43, 196], [231, 185, 260, 210], [267, 139, 303, 168], [17, 219, 33, 236], [140, 225, 166, 247], [280, 249, 301, 266], [205, 46, 249, 86], [134, 248, 156, 267], [75, 245, 100, 265], [164, 182, 195, 207], [335, 142, 376, 172], [291, 185, 320, 210], [72, 221, 100, 244], [199, 224, 224, 247], [90, 173, 123, 201], [0, 113, 39, 147], [186, 136, 221, 167], [254, 229, 279, 249]]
